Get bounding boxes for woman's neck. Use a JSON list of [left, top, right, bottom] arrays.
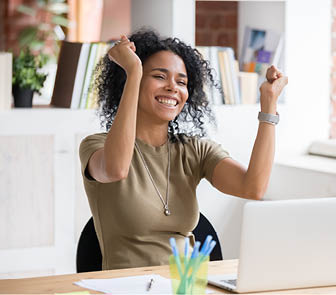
[[136, 118, 169, 147]]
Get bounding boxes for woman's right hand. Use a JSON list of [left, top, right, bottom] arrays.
[[107, 35, 142, 76]]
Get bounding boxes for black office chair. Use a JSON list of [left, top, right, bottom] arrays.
[[76, 217, 102, 273], [76, 212, 223, 273], [193, 213, 223, 261]]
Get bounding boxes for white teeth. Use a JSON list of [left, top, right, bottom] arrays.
[[157, 97, 177, 106]]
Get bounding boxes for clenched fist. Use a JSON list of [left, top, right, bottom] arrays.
[[107, 35, 142, 76], [259, 65, 288, 113]]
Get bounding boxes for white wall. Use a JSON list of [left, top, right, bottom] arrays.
[[131, 0, 195, 45], [238, 0, 331, 157], [280, 0, 331, 155], [238, 1, 286, 61]]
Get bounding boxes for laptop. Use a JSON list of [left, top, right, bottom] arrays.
[[208, 197, 336, 293]]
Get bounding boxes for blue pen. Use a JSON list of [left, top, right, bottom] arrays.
[[169, 237, 183, 278], [189, 240, 217, 290], [204, 240, 217, 258], [184, 238, 189, 260], [184, 237, 189, 258], [191, 241, 201, 258], [200, 235, 213, 255], [190, 238, 213, 276], [184, 237, 189, 264]]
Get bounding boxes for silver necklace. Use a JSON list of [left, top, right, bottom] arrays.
[[134, 140, 171, 216]]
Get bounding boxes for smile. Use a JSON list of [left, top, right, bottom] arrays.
[[155, 96, 178, 107]]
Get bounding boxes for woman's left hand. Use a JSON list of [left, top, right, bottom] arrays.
[[259, 65, 288, 113]]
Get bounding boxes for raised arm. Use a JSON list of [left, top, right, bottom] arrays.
[[212, 66, 288, 200], [88, 35, 143, 183]]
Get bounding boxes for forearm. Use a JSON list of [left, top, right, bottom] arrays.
[[244, 103, 276, 199], [103, 71, 142, 178]]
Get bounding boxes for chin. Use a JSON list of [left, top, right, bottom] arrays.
[[157, 115, 177, 124], [156, 110, 181, 123]]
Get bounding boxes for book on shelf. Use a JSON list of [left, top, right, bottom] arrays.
[[70, 43, 90, 109], [51, 41, 82, 108], [196, 46, 214, 104], [0, 52, 13, 110], [197, 46, 241, 105], [51, 41, 111, 109], [79, 43, 98, 109], [217, 49, 233, 104], [218, 47, 241, 104], [240, 26, 284, 77], [86, 43, 108, 109], [238, 71, 258, 104], [239, 26, 284, 103], [209, 46, 225, 105]]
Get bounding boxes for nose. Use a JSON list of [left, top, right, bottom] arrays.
[[164, 78, 178, 92]]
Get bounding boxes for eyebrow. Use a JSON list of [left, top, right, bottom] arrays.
[[151, 68, 188, 78]]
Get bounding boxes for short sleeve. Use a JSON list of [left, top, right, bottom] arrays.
[[192, 138, 231, 184], [79, 133, 107, 181]]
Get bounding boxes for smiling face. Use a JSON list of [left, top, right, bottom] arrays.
[[137, 50, 189, 124]]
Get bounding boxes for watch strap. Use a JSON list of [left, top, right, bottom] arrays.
[[258, 111, 279, 125]]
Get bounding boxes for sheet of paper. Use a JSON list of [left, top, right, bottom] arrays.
[[74, 274, 171, 294], [74, 274, 216, 294]]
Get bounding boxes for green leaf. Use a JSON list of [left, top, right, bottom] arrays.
[[50, 0, 66, 3], [38, 23, 52, 32], [18, 27, 38, 47], [12, 49, 48, 92], [30, 40, 44, 51], [37, 0, 48, 8], [16, 4, 36, 17], [51, 15, 69, 27], [47, 3, 68, 14]]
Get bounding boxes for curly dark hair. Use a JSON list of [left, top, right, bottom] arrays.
[[94, 28, 218, 141]]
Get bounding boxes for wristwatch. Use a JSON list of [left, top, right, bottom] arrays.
[[258, 111, 279, 125]]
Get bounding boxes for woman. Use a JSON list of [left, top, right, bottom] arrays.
[[79, 29, 288, 270]]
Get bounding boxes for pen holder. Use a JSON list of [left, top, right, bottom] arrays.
[[169, 255, 209, 294]]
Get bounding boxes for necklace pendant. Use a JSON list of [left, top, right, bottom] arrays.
[[164, 206, 171, 216]]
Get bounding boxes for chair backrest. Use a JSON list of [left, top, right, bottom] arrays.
[[76, 217, 102, 273], [192, 213, 223, 261], [76, 212, 222, 273]]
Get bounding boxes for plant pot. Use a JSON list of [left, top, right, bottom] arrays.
[[12, 85, 34, 108]]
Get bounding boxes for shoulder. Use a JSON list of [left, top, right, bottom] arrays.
[[79, 132, 107, 159], [80, 133, 107, 147]]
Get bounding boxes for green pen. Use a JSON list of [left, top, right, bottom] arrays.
[[177, 241, 201, 294], [189, 240, 217, 292]]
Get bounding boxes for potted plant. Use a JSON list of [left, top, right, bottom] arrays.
[[16, 0, 69, 61], [12, 49, 48, 107], [13, 0, 69, 105]]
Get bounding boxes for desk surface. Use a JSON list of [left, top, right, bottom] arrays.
[[1, 260, 336, 294]]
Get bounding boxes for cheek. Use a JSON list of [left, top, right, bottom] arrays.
[[139, 81, 154, 101], [181, 88, 189, 102]]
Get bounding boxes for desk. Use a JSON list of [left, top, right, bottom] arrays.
[[0, 260, 335, 294]]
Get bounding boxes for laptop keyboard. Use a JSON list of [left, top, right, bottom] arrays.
[[221, 279, 237, 287]]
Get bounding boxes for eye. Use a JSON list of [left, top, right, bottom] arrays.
[[177, 80, 187, 86], [153, 75, 165, 80]]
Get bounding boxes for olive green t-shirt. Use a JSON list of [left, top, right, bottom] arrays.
[[79, 133, 230, 270]]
